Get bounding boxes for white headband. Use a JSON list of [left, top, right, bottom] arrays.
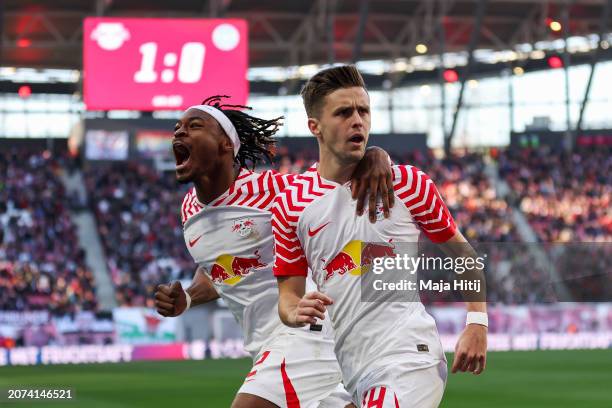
[[186, 105, 241, 157]]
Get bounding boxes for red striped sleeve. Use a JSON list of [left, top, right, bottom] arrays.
[[392, 165, 457, 243], [271, 183, 309, 277], [272, 199, 308, 277], [272, 173, 334, 277]]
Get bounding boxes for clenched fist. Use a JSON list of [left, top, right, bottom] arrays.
[[155, 281, 188, 317], [287, 291, 333, 327]]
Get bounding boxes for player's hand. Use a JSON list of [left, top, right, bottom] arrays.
[[287, 291, 333, 327], [451, 324, 487, 375], [351, 146, 394, 223], [155, 281, 188, 317]]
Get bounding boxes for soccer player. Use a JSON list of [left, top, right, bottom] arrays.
[[154, 95, 395, 408], [273, 66, 488, 407]]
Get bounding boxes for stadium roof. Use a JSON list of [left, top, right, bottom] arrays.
[[2, 0, 611, 69]]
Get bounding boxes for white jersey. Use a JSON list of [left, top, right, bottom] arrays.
[[182, 168, 323, 357], [272, 164, 457, 394]]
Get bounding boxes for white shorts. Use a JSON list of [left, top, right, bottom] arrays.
[[238, 331, 353, 408], [356, 360, 447, 408]]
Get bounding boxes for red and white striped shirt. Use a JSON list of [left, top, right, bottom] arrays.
[[180, 168, 297, 357], [272, 164, 456, 393], [181, 168, 295, 225], [180, 167, 330, 358]]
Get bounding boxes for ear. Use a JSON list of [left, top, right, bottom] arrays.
[[307, 117, 321, 138], [220, 135, 235, 155]]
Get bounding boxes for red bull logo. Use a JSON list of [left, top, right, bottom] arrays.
[[210, 250, 266, 285], [323, 240, 395, 282], [362, 242, 396, 267], [323, 252, 358, 280]]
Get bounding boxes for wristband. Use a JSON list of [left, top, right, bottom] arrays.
[[466, 312, 488, 327], [184, 290, 192, 311]]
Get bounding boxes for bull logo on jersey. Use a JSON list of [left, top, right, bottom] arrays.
[[209, 250, 266, 285], [322, 240, 396, 282], [232, 218, 255, 238]]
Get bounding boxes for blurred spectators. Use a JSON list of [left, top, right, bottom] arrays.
[[268, 145, 318, 174], [498, 146, 611, 304], [7, 144, 604, 312], [0, 149, 97, 316], [84, 162, 193, 307], [425, 152, 519, 243], [499, 146, 612, 242]]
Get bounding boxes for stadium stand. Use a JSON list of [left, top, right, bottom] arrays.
[[0, 149, 98, 316], [83, 162, 193, 307], [4, 144, 606, 314], [498, 146, 612, 242]]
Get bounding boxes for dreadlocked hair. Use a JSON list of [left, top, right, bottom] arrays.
[[201, 95, 281, 170]]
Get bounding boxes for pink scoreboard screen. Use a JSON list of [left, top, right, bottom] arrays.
[[83, 18, 248, 111]]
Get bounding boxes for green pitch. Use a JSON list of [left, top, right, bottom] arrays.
[[0, 350, 610, 407]]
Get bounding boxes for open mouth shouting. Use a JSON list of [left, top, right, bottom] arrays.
[[172, 141, 192, 172]]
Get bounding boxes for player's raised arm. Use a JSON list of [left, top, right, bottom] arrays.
[[155, 266, 219, 317], [351, 146, 395, 223]]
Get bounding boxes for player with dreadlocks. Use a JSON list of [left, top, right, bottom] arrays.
[[155, 96, 394, 408], [201, 95, 278, 169]]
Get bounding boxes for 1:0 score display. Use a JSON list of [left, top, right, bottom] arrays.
[[83, 18, 248, 111]]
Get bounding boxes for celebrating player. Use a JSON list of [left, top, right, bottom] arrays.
[[154, 95, 395, 408], [273, 66, 488, 407]]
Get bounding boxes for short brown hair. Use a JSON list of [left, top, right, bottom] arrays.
[[300, 65, 366, 118]]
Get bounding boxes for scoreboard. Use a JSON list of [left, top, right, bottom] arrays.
[[83, 18, 248, 111]]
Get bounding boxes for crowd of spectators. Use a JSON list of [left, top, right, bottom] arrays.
[[419, 151, 519, 243], [0, 149, 97, 316], [497, 147, 611, 303], [499, 146, 612, 242], [84, 162, 193, 307], [3, 143, 608, 314]]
